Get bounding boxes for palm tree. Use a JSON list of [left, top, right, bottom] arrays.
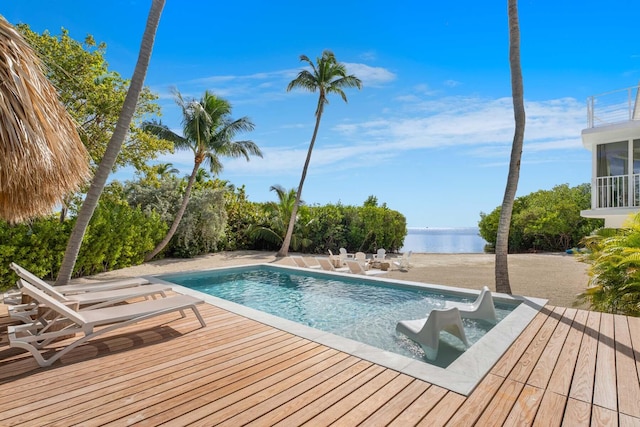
[[250, 185, 311, 251], [155, 162, 180, 178], [495, 0, 526, 294], [276, 50, 362, 257], [143, 89, 261, 261], [56, 0, 165, 285]]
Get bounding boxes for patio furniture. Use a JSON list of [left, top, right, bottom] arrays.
[[396, 307, 469, 360], [445, 286, 497, 323], [8, 279, 206, 367]]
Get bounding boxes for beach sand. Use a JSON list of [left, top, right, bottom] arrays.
[[78, 251, 592, 309]]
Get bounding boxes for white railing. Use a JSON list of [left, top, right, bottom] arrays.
[[594, 174, 640, 208], [587, 85, 640, 128]]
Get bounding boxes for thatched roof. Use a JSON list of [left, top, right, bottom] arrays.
[[0, 16, 90, 223]]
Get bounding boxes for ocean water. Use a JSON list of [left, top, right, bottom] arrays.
[[400, 227, 488, 254]]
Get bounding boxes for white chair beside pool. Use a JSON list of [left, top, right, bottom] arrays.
[[396, 307, 469, 361], [290, 255, 321, 269], [339, 248, 354, 264], [316, 257, 349, 272], [372, 248, 386, 260], [345, 260, 385, 276], [445, 286, 497, 323], [393, 251, 412, 270]]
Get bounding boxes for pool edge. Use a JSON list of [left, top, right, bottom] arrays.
[[149, 263, 547, 396]]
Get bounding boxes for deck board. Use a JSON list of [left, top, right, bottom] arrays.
[[594, 313, 618, 411], [547, 308, 589, 396], [0, 298, 637, 426], [569, 309, 601, 403]]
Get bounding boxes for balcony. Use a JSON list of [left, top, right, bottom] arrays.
[[587, 85, 640, 128], [594, 174, 640, 208]]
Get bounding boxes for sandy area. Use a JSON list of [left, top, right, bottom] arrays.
[[77, 251, 592, 309]]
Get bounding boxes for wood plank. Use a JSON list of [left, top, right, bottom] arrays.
[[532, 390, 567, 427], [509, 306, 566, 384], [491, 308, 550, 378], [0, 316, 269, 405], [474, 378, 525, 426], [361, 379, 432, 425], [333, 373, 415, 425], [547, 309, 589, 396], [164, 347, 338, 426], [99, 339, 320, 426], [416, 391, 466, 427], [245, 359, 374, 426], [51, 334, 310, 426], [619, 413, 640, 427], [594, 313, 618, 411], [528, 308, 577, 389], [503, 384, 545, 427], [301, 369, 399, 425], [445, 373, 504, 426], [562, 397, 591, 426], [614, 314, 640, 418], [625, 316, 640, 395], [215, 355, 363, 426], [592, 405, 619, 426], [271, 364, 386, 426], [387, 385, 448, 426], [0, 321, 282, 421], [569, 310, 601, 403]]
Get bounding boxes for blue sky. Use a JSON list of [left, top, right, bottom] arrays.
[[3, 1, 640, 227]]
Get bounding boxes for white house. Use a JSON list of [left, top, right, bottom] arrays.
[[581, 85, 640, 228]]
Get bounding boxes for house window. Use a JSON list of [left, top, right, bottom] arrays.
[[634, 139, 640, 173], [597, 141, 628, 177]]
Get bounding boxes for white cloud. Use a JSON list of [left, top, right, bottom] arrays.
[[342, 63, 396, 87]]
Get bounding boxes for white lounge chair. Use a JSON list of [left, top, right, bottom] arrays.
[[10, 262, 150, 295], [315, 257, 349, 272], [8, 276, 172, 323], [8, 279, 206, 367], [393, 251, 412, 270], [339, 248, 354, 264], [354, 252, 368, 269], [445, 286, 497, 323], [345, 260, 385, 276], [290, 256, 321, 269], [372, 248, 386, 260], [396, 307, 469, 360]]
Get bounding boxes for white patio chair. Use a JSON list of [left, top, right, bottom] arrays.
[[8, 279, 206, 367], [396, 307, 469, 360], [445, 286, 497, 323]]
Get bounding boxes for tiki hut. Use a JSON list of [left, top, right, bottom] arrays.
[[0, 16, 90, 223]]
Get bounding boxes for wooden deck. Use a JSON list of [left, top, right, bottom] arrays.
[[0, 301, 639, 426]]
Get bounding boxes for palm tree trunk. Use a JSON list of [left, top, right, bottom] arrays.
[[495, 0, 525, 294], [144, 161, 201, 261], [55, 0, 165, 285], [277, 100, 324, 257]]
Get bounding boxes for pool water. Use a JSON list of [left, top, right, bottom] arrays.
[[159, 265, 519, 368]]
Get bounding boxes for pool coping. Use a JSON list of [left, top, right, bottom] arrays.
[[149, 263, 547, 396]]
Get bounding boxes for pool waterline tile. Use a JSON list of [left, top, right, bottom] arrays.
[[151, 263, 547, 396]]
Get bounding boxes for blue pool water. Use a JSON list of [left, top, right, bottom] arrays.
[[159, 265, 519, 368]]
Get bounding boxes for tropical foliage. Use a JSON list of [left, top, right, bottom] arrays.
[[479, 184, 603, 252], [142, 89, 261, 261], [0, 176, 406, 290], [278, 50, 362, 257], [578, 216, 640, 316], [16, 24, 171, 170], [0, 184, 166, 288], [249, 185, 312, 252]]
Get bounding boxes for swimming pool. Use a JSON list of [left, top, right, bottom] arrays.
[[153, 264, 546, 395]]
